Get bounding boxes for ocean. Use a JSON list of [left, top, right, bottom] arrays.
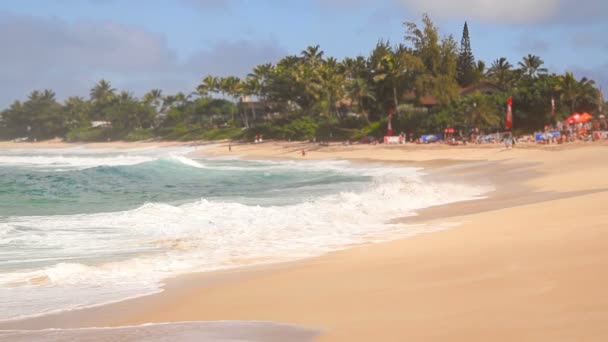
[[0, 146, 489, 322]]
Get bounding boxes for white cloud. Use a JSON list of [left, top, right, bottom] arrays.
[[398, 0, 560, 23], [184, 39, 287, 77], [394, 0, 608, 23], [0, 12, 286, 107]]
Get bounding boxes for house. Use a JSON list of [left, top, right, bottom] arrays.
[[238, 97, 291, 121]]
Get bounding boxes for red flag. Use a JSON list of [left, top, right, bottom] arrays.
[[506, 96, 513, 130]]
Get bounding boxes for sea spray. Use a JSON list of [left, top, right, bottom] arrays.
[[0, 147, 492, 321]]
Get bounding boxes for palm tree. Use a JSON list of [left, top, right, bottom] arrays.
[[242, 76, 260, 122], [474, 60, 486, 83], [197, 75, 218, 97], [347, 77, 376, 122], [518, 54, 548, 78], [486, 57, 513, 87], [342, 56, 369, 81], [301, 45, 324, 64], [89, 79, 116, 103], [219, 77, 248, 127], [41, 89, 56, 101], [142, 89, 163, 128], [28, 90, 42, 101], [319, 57, 345, 117], [143, 89, 162, 108], [117, 90, 134, 103], [249, 63, 273, 101], [373, 44, 422, 113], [294, 61, 323, 112], [63, 96, 89, 128], [558, 72, 596, 113]]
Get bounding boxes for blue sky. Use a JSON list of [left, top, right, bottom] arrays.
[[1, 0, 607, 107]]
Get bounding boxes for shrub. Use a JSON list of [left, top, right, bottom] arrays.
[[125, 128, 155, 141], [65, 127, 111, 142]]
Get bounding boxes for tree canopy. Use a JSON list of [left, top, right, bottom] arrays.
[[1, 14, 604, 142]]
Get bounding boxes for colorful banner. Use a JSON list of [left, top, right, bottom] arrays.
[[421, 134, 442, 143], [594, 131, 608, 140], [535, 131, 561, 142], [506, 96, 513, 130], [384, 136, 402, 144]]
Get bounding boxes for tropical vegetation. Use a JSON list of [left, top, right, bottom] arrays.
[[1, 14, 605, 142]]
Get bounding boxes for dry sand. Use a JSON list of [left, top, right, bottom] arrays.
[[3, 140, 608, 341]]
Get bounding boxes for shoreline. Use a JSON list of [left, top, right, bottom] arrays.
[[2, 137, 608, 152], [0, 146, 490, 329], [2, 143, 608, 341]]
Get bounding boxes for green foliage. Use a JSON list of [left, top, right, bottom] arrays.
[[0, 14, 603, 141], [157, 123, 191, 140], [125, 129, 155, 141], [279, 117, 319, 140], [157, 123, 243, 141], [405, 15, 460, 106], [352, 121, 382, 140], [1, 90, 66, 140], [65, 127, 111, 142], [457, 22, 476, 87], [487, 57, 514, 88], [199, 127, 244, 140]]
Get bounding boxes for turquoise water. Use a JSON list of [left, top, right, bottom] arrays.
[[0, 146, 488, 322], [0, 157, 369, 216]]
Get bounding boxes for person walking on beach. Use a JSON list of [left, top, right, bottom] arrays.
[[228, 144, 232, 152], [301, 149, 306, 157]]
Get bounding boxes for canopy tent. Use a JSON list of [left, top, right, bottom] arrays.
[[564, 112, 593, 124]]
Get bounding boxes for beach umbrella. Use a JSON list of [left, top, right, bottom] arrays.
[[578, 112, 593, 123], [564, 112, 582, 123]]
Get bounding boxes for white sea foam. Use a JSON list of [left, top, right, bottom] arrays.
[[0, 150, 493, 321], [169, 155, 206, 168], [0, 154, 156, 169], [0, 146, 197, 171]]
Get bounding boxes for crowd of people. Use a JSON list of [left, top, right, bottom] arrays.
[[534, 117, 608, 144]]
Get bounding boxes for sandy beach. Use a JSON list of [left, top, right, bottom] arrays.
[[2, 140, 608, 341]]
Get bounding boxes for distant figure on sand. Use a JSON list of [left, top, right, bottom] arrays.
[[301, 149, 306, 157], [228, 144, 232, 152]]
